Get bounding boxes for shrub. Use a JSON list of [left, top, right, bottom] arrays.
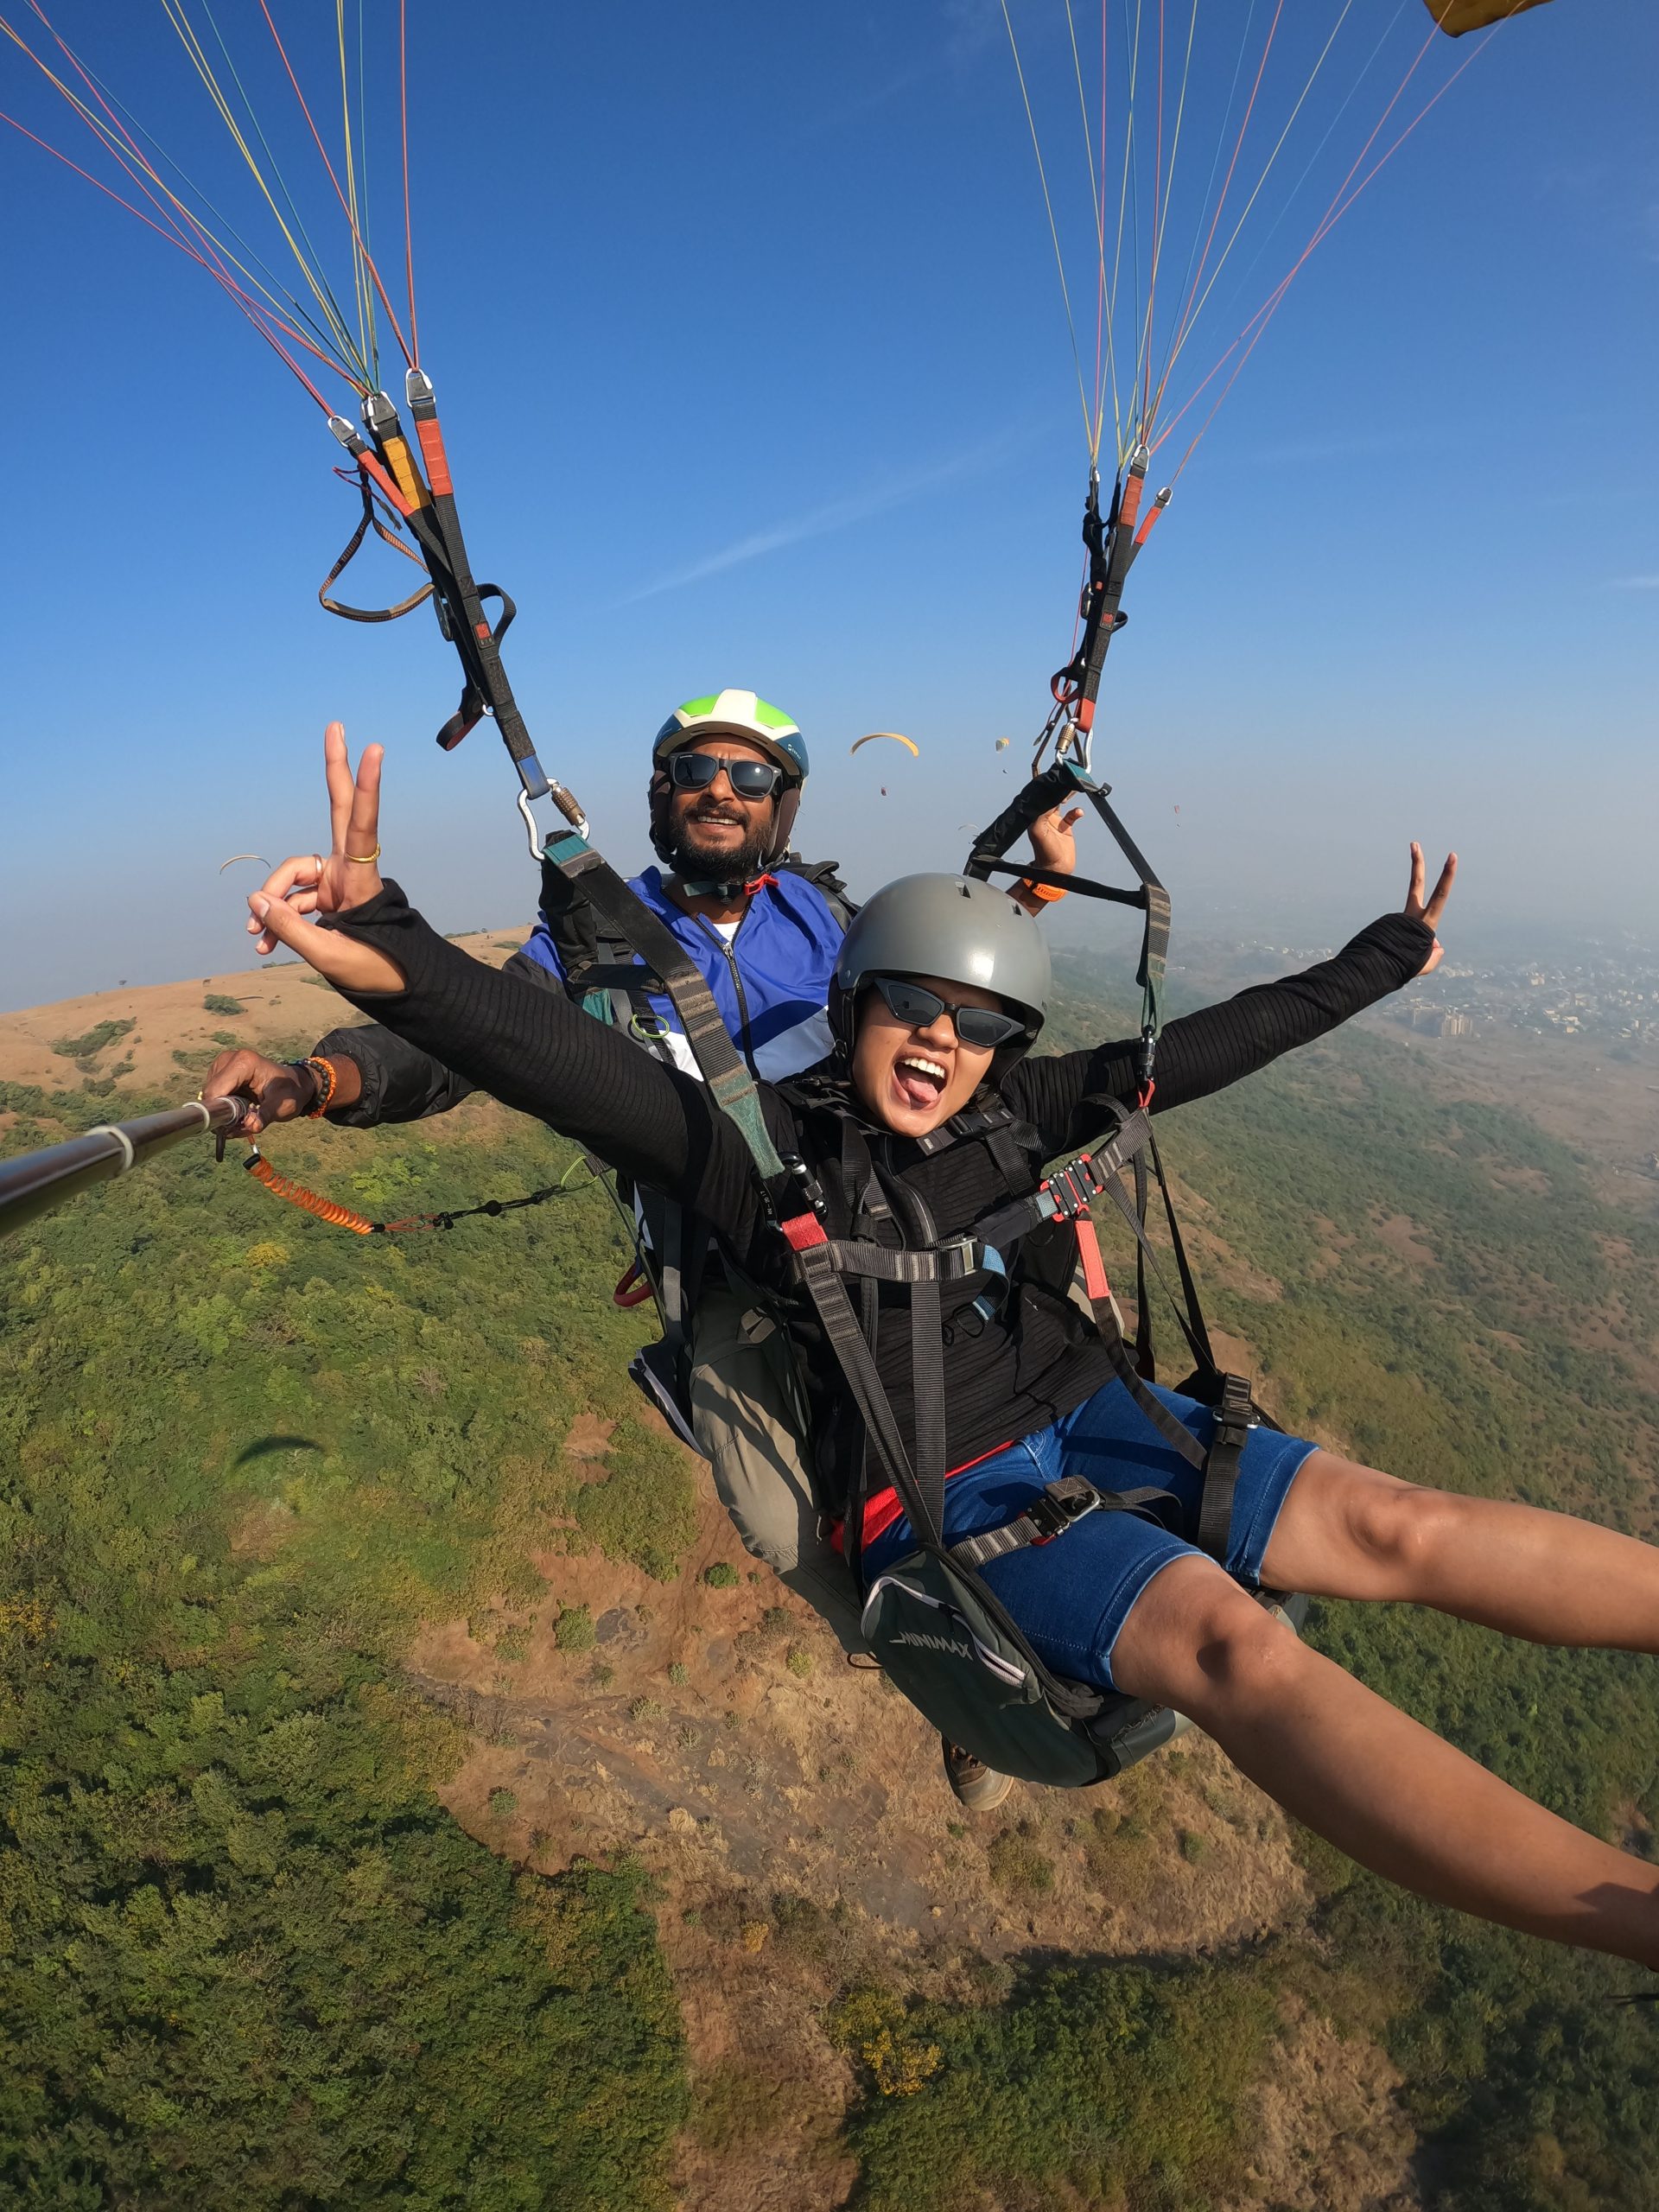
[[986, 1823, 1055, 1898], [555, 1603, 596, 1653], [50, 1017, 134, 1059], [702, 1560, 740, 1589], [203, 994, 246, 1014]]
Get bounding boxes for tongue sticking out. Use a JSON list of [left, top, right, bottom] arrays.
[[894, 1061, 946, 1113]]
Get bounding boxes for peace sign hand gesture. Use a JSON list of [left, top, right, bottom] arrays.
[[245, 722, 405, 994], [1404, 841, 1458, 976]]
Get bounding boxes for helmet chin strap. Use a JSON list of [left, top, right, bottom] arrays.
[[676, 874, 763, 899]]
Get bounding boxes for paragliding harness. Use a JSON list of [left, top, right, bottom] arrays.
[[746, 753, 1289, 1789], [537, 853, 858, 1442]]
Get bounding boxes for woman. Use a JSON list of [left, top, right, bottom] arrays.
[[229, 732, 1659, 1974]]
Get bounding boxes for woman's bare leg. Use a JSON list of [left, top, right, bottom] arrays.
[[1260, 1449, 1659, 1649], [1111, 1555, 1659, 1967]]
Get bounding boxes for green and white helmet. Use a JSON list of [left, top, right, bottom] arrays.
[[651, 689, 810, 785], [649, 688, 809, 867]]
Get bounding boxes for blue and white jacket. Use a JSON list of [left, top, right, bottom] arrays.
[[523, 863, 846, 1084]]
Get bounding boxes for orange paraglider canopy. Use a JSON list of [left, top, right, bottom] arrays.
[[1422, 0, 1553, 35]]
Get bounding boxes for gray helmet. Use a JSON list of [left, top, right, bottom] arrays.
[[834, 874, 1051, 1048]]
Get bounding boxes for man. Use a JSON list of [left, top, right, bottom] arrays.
[[207, 692, 1076, 1808]]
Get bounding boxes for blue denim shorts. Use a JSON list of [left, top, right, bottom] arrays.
[[861, 1379, 1318, 1694]]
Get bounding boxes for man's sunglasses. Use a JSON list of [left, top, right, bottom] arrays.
[[869, 976, 1029, 1051], [666, 750, 785, 800]]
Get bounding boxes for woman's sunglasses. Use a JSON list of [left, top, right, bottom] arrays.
[[665, 750, 785, 800], [869, 976, 1029, 1051]]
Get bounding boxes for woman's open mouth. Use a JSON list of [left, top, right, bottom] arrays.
[[892, 1053, 948, 1112]]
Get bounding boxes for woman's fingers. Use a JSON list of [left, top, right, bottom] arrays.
[[248, 854, 324, 952], [245, 891, 405, 994], [1406, 841, 1427, 912], [256, 853, 323, 905], [343, 744, 383, 867], [324, 720, 356, 850], [1422, 851, 1459, 928]]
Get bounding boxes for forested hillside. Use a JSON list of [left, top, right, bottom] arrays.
[[3, 949, 1657, 2209]]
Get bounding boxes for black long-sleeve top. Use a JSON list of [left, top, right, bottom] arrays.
[[326, 887, 1430, 1497]]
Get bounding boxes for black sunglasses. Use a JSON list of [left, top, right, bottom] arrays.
[[869, 975, 1029, 1051], [666, 750, 784, 800]]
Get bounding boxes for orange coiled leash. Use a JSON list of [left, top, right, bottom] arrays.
[[240, 1144, 599, 1236], [245, 1151, 378, 1233]]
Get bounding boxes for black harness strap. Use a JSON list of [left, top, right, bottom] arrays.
[[950, 1475, 1179, 1570], [782, 1217, 941, 1549], [550, 844, 784, 1174], [908, 1274, 947, 1540], [1197, 1373, 1255, 1561], [963, 763, 1170, 1043]]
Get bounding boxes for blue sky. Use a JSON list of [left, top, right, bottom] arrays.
[[0, 0, 1653, 1013]]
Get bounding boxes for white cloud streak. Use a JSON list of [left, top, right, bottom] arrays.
[[614, 425, 1032, 606], [1608, 575, 1659, 590]]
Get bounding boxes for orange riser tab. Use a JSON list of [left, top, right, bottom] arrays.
[[413, 416, 454, 499]]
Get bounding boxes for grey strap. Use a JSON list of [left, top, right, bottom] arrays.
[[949, 1480, 1178, 1570], [824, 1238, 981, 1284]]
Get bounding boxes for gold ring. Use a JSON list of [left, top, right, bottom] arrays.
[[312, 855, 323, 880], [345, 843, 381, 865]]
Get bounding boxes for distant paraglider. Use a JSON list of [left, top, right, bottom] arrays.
[[218, 854, 272, 874], [850, 732, 919, 760], [995, 738, 1010, 752]]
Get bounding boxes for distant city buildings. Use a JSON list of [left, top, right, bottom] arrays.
[[1383, 943, 1659, 1054]]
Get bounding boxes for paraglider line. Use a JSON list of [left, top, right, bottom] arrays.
[[168, 0, 366, 378], [1000, 0, 1095, 454], [254, 0, 412, 368], [1155, 22, 1492, 480]]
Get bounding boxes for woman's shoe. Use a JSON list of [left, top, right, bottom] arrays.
[[943, 1737, 1014, 1812]]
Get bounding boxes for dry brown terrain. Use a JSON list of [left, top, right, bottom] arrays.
[[0, 927, 528, 1103], [35, 957, 1637, 2209]]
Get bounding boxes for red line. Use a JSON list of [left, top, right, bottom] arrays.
[[7, 3, 356, 397], [1154, 0, 1286, 420], [1156, 31, 1487, 480], [0, 104, 341, 409], [255, 0, 413, 367]]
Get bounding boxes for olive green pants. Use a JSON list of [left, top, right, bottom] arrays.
[[687, 1289, 868, 1656]]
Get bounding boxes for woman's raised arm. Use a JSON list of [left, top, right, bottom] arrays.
[[217, 726, 767, 1242], [1008, 846, 1454, 1150]]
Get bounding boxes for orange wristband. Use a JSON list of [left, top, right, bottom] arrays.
[[1020, 878, 1068, 905], [299, 1055, 338, 1117]]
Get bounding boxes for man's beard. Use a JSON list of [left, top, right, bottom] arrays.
[[664, 807, 775, 884]]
